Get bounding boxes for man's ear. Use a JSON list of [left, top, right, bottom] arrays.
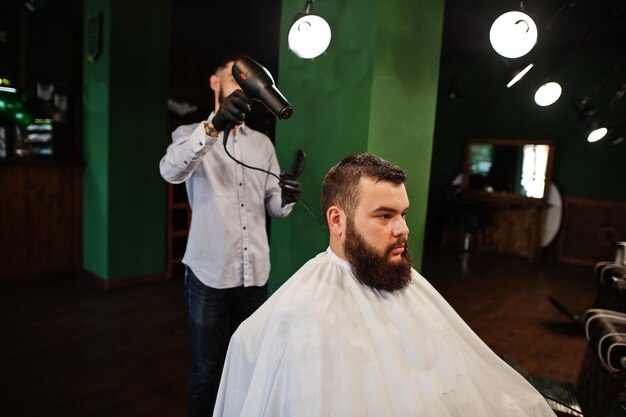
[[327, 206, 346, 238], [209, 74, 219, 93]]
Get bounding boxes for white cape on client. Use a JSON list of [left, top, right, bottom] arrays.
[[213, 249, 555, 417]]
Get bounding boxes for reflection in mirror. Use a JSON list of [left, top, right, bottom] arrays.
[[465, 139, 552, 199]]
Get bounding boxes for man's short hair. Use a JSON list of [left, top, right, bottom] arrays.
[[321, 153, 407, 216], [214, 53, 247, 75]]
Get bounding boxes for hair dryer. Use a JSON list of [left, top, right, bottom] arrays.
[[232, 56, 293, 120]]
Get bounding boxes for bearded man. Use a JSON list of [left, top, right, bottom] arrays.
[[160, 54, 301, 417], [212, 153, 556, 417]]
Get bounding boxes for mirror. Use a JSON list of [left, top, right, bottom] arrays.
[[463, 138, 554, 200]]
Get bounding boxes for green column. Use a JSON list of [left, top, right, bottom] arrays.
[[269, 0, 444, 292], [83, 0, 170, 282]]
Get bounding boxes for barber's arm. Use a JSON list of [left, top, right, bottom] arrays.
[[159, 122, 218, 184], [265, 152, 301, 218], [159, 91, 251, 184]]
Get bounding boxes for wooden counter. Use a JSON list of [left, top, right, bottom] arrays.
[[0, 159, 84, 282]]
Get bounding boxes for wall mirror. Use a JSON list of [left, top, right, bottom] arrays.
[[462, 138, 555, 201]]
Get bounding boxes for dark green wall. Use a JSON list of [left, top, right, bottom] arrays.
[[432, 44, 626, 201], [83, 0, 170, 281], [83, 0, 110, 277], [269, 0, 445, 292]]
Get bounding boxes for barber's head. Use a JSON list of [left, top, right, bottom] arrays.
[[322, 153, 412, 292], [210, 54, 245, 111]]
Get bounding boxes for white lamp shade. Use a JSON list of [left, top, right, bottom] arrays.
[[288, 14, 331, 59], [489, 11, 538, 59], [506, 63, 534, 88], [587, 127, 608, 142], [534, 82, 562, 106]]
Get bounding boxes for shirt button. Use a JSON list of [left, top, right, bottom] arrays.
[[184, 160, 188, 164], [241, 203, 244, 207], [243, 226, 246, 230], [244, 247, 247, 251], [239, 183, 242, 186], [199, 141, 203, 146]]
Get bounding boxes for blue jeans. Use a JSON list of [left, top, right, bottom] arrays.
[[185, 266, 267, 417]]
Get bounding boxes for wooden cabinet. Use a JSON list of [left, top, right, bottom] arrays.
[[557, 196, 626, 266], [441, 191, 548, 262], [474, 195, 547, 261], [166, 183, 190, 278], [0, 160, 83, 281], [440, 137, 555, 262]]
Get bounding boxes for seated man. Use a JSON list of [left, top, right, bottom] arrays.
[[213, 153, 556, 417]]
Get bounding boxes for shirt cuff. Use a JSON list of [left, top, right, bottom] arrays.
[[190, 122, 218, 154]]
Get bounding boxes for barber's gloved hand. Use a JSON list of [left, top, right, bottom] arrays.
[[279, 173, 302, 207], [211, 90, 251, 131]]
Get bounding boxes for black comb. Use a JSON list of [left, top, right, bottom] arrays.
[[290, 149, 306, 179]]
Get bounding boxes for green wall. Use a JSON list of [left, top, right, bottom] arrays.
[[269, 0, 445, 292], [83, 0, 170, 281], [432, 45, 626, 201]]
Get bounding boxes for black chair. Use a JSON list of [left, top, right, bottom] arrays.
[[441, 184, 492, 254], [548, 243, 626, 326], [510, 309, 626, 417]]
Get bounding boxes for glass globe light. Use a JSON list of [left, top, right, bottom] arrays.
[[489, 11, 538, 59], [534, 82, 562, 106], [288, 14, 331, 59], [587, 127, 608, 143]]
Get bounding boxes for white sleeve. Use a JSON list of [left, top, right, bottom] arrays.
[[159, 122, 218, 184]]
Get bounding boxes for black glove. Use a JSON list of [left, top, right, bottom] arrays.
[[211, 90, 251, 131], [279, 173, 302, 207]]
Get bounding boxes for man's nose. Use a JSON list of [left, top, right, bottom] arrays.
[[393, 218, 409, 237]]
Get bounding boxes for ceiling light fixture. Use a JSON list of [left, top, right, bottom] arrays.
[[489, 2, 538, 59], [587, 126, 608, 143], [533, 2, 626, 109], [534, 81, 562, 106], [288, 0, 331, 59], [505, 61, 534, 88], [572, 65, 617, 120]]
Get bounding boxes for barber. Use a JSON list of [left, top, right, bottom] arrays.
[[159, 54, 301, 417]]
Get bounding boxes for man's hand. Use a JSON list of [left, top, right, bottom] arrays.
[[279, 173, 302, 207], [211, 90, 251, 131]]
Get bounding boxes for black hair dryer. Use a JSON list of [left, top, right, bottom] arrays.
[[232, 56, 293, 120]]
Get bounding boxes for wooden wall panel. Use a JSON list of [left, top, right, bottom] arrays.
[[557, 196, 626, 266], [0, 162, 83, 281]]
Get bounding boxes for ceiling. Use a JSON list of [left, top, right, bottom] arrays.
[[170, 0, 282, 75], [440, 0, 626, 132], [169, 0, 626, 81], [167, 0, 626, 135], [441, 0, 626, 60]]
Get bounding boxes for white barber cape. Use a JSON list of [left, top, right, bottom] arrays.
[[213, 249, 555, 417]]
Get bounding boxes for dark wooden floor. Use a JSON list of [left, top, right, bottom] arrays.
[[422, 247, 596, 383], [1, 247, 598, 416]]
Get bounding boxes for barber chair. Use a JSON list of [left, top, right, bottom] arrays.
[[511, 309, 626, 417], [548, 243, 626, 327]]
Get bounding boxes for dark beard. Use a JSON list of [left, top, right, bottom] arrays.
[[343, 219, 413, 293]]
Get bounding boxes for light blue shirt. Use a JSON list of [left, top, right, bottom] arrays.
[[159, 118, 293, 289]]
